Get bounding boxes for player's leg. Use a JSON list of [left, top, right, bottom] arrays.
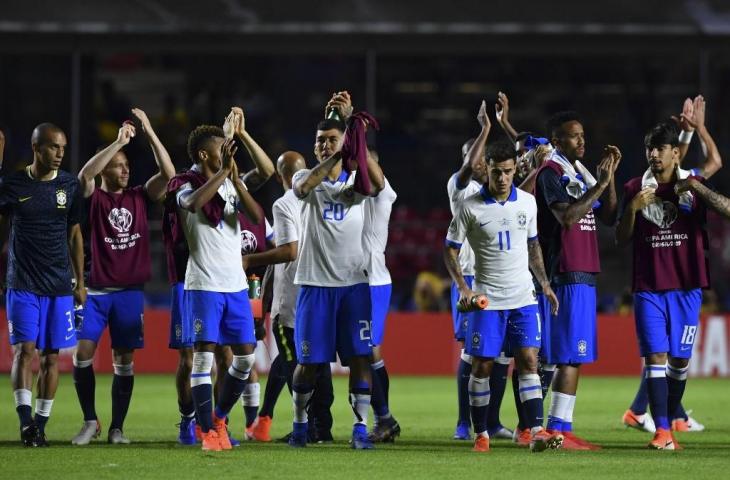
[[169, 282, 196, 443], [34, 348, 59, 446], [536, 292, 556, 400], [72, 293, 109, 444], [310, 362, 334, 442], [289, 285, 337, 447], [622, 364, 656, 432], [337, 283, 375, 449], [107, 289, 144, 444], [7, 289, 42, 445], [242, 369, 260, 438], [486, 352, 512, 439], [451, 278, 473, 439]]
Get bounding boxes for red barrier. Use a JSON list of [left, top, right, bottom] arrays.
[[1, 311, 729, 377]]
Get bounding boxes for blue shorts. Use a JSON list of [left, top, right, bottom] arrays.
[[6, 289, 75, 350], [451, 276, 475, 341], [169, 282, 191, 349], [634, 289, 702, 359], [370, 284, 392, 346], [465, 304, 541, 358], [536, 292, 552, 362], [184, 289, 256, 346], [543, 284, 597, 364], [79, 289, 144, 349], [294, 283, 372, 365]]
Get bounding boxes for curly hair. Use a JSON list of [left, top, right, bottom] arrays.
[[187, 125, 225, 163]]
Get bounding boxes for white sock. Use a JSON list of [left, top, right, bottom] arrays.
[[35, 399, 54, 418], [351, 393, 371, 427], [13, 389, 32, 408], [242, 382, 260, 407]]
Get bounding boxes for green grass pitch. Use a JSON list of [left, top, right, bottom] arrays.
[[0, 375, 728, 479]]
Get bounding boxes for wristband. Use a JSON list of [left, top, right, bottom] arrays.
[[678, 130, 694, 145]]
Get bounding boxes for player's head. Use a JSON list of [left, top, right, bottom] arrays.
[[546, 111, 584, 162], [485, 139, 516, 197], [99, 146, 130, 190], [515, 131, 535, 178], [461, 138, 476, 159], [31, 123, 67, 171], [461, 138, 488, 184], [276, 150, 306, 188], [644, 121, 680, 175], [314, 118, 345, 163], [187, 125, 226, 169]]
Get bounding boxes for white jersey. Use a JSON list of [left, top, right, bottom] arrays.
[[446, 185, 538, 310], [293, 169, 370, 287], [363, 178, 397, 286], [270, 189, 301, 328], [446, 173, 479, 276], [176, 168, 248, 292]]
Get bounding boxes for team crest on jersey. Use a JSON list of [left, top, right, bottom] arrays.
[[471, 332, 481, 348], [194, 318, 203, 335], [108, 207, 133, 233], [448, 219, 457, 234], [175, 323, 182, 340], [56, 189, 67, 208], [301, 340, 311, 357], [517, 211, 527, 228], [660, 201, 678, 229], [7, 320, 13, 335], [240, 230, 258, 254], [577, 339, 587, 356]]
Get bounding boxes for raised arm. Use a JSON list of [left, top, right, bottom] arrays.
[[228, 107, 276, 192], [527, 238, 558, 314], [677, 176, 730, 219], [130, 108, 176, 202], [78, 123, 135, 198], [597, 145, 622, 226], [68, 223, 86, 306], [681, 95, 722, 179], [178, 139, 235, 213], [293, 151, 342, 198], [457, 101, 490, 187], [229, 152, 262, 224], [495, 91, 519, 143]]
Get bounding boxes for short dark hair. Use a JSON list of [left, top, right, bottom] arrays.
[[546, 111, 582, 139], [486, 139, 516, 164], [316, 118, 346, 133], [644, 121, 679, 149], [516, 131, 535, 143], [187, 125, 224, 163], [31, 122, 64, 145]]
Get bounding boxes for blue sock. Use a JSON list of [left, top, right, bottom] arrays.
[[17, 405, 33, 427], [666, 364, 688, 422], [191, 383, 213, 432], [511, 369, 527, 429], [34, 414, 49, 434], [468, 375, 490, 435], [214, 372, 247, 420], [629, 369, 649, 415], [486, 360, 509, 431], [73, 361, 97, 421], [457, 355, 472, 425], [562, 421, 573, 432], [244, 406, 258, 427], [645, 364, 669, 430], [518, 373, 544, 429], [110, 373, 134, 431], [539, 364, 555, 401], [674, 403, 688, 421], [370, 360, 390, 419]]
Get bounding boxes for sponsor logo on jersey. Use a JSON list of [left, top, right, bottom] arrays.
[[108, 207, 133, 233], [240, 229, 258, 254], [56, 189, 67, 208]]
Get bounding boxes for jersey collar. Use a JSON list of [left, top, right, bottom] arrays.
[[480, 184, 517, 205], [26, 165, 58, 181], [324, 170, 349, 184]]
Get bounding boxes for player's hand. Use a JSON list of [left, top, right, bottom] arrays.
[[117, 122, 136, 146], [543, 285, 559, 315], [477, 100, 491, 130], [254, 317, 266, 341], [681, 95, 706, 131], [533, 144, 552, 168], [457, 286, 478, 310], [230, 107, 246, 136], [325, 91, 354, 120], [73, 284, 87, 306], [495, 91, 510, 125], [671, 97, 695, 132], [220, 138, 237, 173], [674, 164, 698, 194], [596, 148, 617, 186], [605, 145, 622, 172], [229, 156, 240, 181], [630, 187, 657, 212], [130, 108, 152, 135]]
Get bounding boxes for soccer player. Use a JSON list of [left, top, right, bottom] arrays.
[[361, 148, 401, 442], [535, 111, 621, 450], [171, 125, 262, 451], [621, 96, 718, 434], [1, 123, 86, 446], [444, 136, 561, 453], [447, 101, 513, 441], [72, 109, 175, 445], [288, 98, 385, 449], [615, 109, 729, 449]]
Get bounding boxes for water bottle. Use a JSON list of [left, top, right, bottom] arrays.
[[457, 294, 489, 313], [248, 275, 261, 300], [326, 107, 342, 122]]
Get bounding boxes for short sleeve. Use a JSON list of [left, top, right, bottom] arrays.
[[528, 196, 538, 239], [537, 168, 571, 207], [176, 182, 193, 208], [265, 217, 274, 241], [292, 169, 313, 202], [445, 204, 470, 249], [67, 179, 86, 226], [273, 200, 299, 246]]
